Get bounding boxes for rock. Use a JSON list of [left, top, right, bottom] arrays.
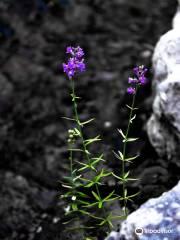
[[105, 231, 119, 240], [147, 5, 180, 166], [106, 181, 180, 240], [0, 171, 57, 240]]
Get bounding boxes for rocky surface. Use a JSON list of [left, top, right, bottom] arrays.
[[106, 181, 180, 240], [0, 0, 178, 239], [147, 3, 180, 166]]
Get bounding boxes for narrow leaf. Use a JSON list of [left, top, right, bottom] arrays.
[[117, 129, 126, 139], [91, 154, 105, 163], [118, 151, 124, 160], [68, 148, 84, 152], [62, 184, 73, 189], [124, 171, 130, 179], [84, 135, 101, 146], [123, 138, 138, 142], [85, 182, 95, 188], [130, 114, 136, 123], [112, 172, 123, 181], [61, 117, 75, 121], [104, 190, 115, 201], [125, 155, 139, 162], [92, 191, 100, 201], [126, 104, 138, 110], [80, 118, 95, 126], [74, 128, 81, 136], [126, 178, 139, 181], [98, 201, 103, 208], [73, 175, 82, 182]]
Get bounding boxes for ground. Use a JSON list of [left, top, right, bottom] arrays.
[[0, 0, 178, 239]]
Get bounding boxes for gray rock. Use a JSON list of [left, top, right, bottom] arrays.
[[0, 171, 56, 239], [147, 6, 180, 165], [106, 181, 180, 240]]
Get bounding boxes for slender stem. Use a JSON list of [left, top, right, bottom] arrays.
[[122, 86, 138, 217], [95, 184, 111, 233], [70, 78, 91, 165], [70, 78, 110, 233], [69, 143, 73, 176]]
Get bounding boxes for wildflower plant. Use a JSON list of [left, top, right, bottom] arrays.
[[61, 46, 148, 238]]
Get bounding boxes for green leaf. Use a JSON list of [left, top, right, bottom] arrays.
[[107, 219, 114, 228], [113, 150, 124, 161], [71, 203, 78, 211], [85, 149, 90, 155], [127, 191, 140, 199], [80, 118, 95, 126], [61, 116, 75, 121], [75, 160, 86, 166], [124, 188, 127, 197], [80, 177, 91, 183], [104, 190, 115, 201], [78, 165, 90, 172], [104, 196, 119, 202], [130, 114, 136, 123], [70, 93, 81, 100], [112, 172, 123, 181], [126, 104, 138, 110], [98, 219, 106, 226], [78, 209, 91, 216], [62, 184, 73, 189], [91, 154, 105, 163], [98, 201, 103, 208], [123, 137, 138, 142], [78, 200, 91, 205], [120, 191, 140, 202], [85, 182, 95, 188], [68, 148, 84, 152], [63, 176, 73, 182], [76, 161, 90, 172], [124, 155, 139, 162], [92, 191, 100, 201], [73, 175, 82, 182], [117, 129, 126, 139], [84, 135, 101, 146], [77, 192, 89, 198], [63, 217, 79, 225], [126, 177, 139, 181], [124, 171, 130, 179], [72, 169, 77, 174], [118, 151, 124, 160], [74, 128, 81, 136], [83, 202, 98, 208]]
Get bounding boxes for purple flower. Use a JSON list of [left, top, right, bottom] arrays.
[[76, 46, 84, 58], [139, 75, 147, 85], [67, 58, 76, 69], [66, 46, 74, 55], [127, 87, 136, 95], [63, 46, 86, 79], [128, 77, 138, 84], [133, 65, 147, 78], [76, 60, 85, 72], [127, 65, 148, 94]]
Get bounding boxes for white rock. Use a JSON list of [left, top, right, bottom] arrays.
[[147, 5, 180, 164]]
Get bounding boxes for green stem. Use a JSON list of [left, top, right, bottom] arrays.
[[68, 143, 73, 176], [122, 86, 138, 217], [95, 184, 111, 233], [70, 78, 110, 233], [70, 78, 91, 165]]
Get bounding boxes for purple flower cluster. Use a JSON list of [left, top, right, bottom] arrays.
[[127, 65, 148, 94], [63, 46, 86, 79]]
